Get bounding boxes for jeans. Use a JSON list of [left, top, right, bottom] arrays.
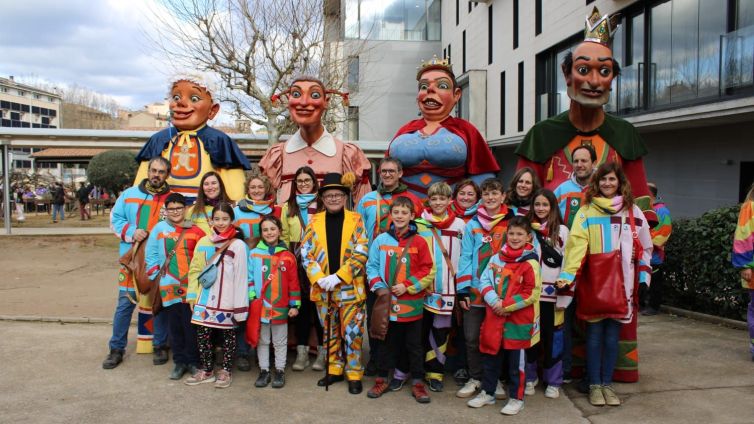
[[585, 319, 622, 386], [52, 204, 64, 221], [108, 291, 167, 351], [236, 321, 250, 357]]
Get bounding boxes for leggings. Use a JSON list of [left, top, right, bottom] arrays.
[[196, 326, 236, 372]]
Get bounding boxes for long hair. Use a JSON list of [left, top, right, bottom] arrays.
[[505, 167, 541, 207], [211, 202, 245, 240], [194, 171, 229, 217], [585, 162, 634, 209], [246, 173, 276, 201], [746, 182, 754, 202], [526, 188, 564, 246], [286, 166, 319, 218]]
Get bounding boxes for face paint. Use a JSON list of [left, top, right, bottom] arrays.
[[565, 42, 615, 109], [417, 69, 461, 122]]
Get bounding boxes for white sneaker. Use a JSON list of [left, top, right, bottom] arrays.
[[456, 378, 481, 398], [495, 380, 507, 400], [467, 391, 496, 408], [501, 398, 525, 415], [544, 385, 560, 399], [525, 378, 538, 395]]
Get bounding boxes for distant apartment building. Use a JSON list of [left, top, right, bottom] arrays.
[[0, 76, 62, 129], [443, 0, 754, 217], [61, 103, 118, 130]]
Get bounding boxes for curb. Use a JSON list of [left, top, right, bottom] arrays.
[[0, 315, 113, 325], [661, 305, 747, 330]]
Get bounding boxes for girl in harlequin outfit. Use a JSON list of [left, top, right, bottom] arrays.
[[145, 193, 206, 381], [186, 203, 249, 388], [250, 215, 300, 389], [449, 179, 481, 223], [456, 178, 514, 400], [233, 174, 282, 243], [555, 162, 652, 407], [186, 171, 230, 235], [281, 166, 327, 372], [505, 167, 541, 217], [524, 189, 570, 399], [472, 216, 541, 416], [732, 182, 754, 362], [366, 196, 436, 403]]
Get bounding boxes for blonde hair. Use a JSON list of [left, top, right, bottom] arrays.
[[247, 173, 275, 200], [428, 182, 452, 198]]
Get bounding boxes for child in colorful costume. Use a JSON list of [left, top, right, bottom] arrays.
[[517, 8, 655, 383], [732, 183, 754, 362], [134, 74, 251, 202], [259, 76, 371, 205], [389, 57, 499, 199]]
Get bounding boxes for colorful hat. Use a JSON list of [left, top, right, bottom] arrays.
[[416, 55, 454, 80], [319, 172, 352, 194], [584, 6, 621, 46]]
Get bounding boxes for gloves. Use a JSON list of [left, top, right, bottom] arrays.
[[323, 274, 341, 291]]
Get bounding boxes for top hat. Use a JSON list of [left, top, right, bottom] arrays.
[[319, 172, 351, 195]]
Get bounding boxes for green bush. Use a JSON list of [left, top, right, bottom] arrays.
[[87, 150, 138, 196], [663, 204, 749, 321]]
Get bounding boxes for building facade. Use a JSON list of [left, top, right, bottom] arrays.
[[443, 0, 754, 217]]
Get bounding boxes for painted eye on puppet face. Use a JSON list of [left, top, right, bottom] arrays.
[[190, 95, 202, 102], [290, 90, 302, 99], [437, 81, 451, 90], [599, 67, 612, 77], [418, 82, 429, 91], [577, 66, 589, 75], [310, 91, 323, 100], [171, 94, 181, 102]]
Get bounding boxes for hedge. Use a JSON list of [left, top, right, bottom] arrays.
[[663, 204, 749, 321]]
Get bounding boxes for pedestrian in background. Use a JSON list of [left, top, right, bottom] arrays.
[[732, 182, 754, 362], [641, 182, 672, 316]]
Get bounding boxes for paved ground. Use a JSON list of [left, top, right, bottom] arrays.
[[1, 314, 752, 424]]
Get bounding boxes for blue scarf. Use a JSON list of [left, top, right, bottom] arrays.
[[296, 193, 317, 226], [238, 197, 273, 215]]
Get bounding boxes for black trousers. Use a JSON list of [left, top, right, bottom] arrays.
[[295, 293, 324, 346], [164, 303, 199, 366], [377, 319, 424, 380], [639, 265, 664, 310]]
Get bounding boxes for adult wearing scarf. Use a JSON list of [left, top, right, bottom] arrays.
[[186, 171, 230, 235], [449, 179, 481, 223], [505, 167, 541, 217], [233, 174, 282, 242]]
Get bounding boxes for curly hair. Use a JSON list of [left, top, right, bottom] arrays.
[[585, 162, 634, 209]]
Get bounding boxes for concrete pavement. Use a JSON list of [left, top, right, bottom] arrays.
[[1, 313, 752, 423], [0, 226, 111, 236]]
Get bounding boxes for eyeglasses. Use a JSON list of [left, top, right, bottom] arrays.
[[296, 178, 313, 185], [323, 193, 345, 201], [166, 207, 185, 213], [380, 169, 399, 175]]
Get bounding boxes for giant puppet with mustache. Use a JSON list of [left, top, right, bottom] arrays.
[[516, 7, 655, 384], [388, 58, 499, 198]]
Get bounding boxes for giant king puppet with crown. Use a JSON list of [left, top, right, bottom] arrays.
[[517, 7, 656, 383]]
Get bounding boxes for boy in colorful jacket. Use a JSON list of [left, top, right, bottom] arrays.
[[641, 182, 672, 315], [366, 196, 435, 403], [473, 216, 541, 415], [455, 178, 513, 398], [145, 193, 206, 380], [732, 186, 754, 361]]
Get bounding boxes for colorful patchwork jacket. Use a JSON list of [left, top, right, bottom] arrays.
[[479, 243, 542, 349], [110, 180, 171, 292], [301, 209, 369, 305], [233, 198, 282, 241], [733, 200, 754, 289], [650, 200, 672, 266], [145, 221, 206, 307], [356, 186, 424, 244], [248, 241, 301, 324], [366, 222, 435, 322], [553, 175, 588, 229], [531, 223, 571, 309]]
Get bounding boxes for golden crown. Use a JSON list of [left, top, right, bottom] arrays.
[[416, 55, 453, 80], [584, 6, 621, 46]]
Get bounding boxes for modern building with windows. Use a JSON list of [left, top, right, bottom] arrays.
[[443, 0, 754, 217]]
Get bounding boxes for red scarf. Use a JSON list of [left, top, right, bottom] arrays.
[[211, 226, 239, 243], [420, 207, 457, 229]]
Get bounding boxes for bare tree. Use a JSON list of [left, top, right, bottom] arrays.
[[146, 0, 367, 146]]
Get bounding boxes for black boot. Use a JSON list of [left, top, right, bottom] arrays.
[[348, 380, 363, 394], [271, 369, 285, 388], [102, 349, 124, 369], [317, 374, 345, 387], [255, 370, 271, 388], [153, 346, 169, 365]]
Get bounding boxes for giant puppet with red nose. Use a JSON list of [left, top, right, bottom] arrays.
[[389, 58, 499, 198], [134, 74, 251, 202], [259, 76, 371, 205], [516, 7, 656, 383]]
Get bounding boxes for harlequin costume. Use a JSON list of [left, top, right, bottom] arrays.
[[356, 183, 424, 244], [553, 174, 589, 229], [732, 199, 754, 358], [145, 220, 206, 370], [135, 125, 251, 202], [109, 179, 171, 355], [478, 242, 541, 401]]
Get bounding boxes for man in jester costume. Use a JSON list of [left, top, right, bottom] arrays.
[[516, 7, 656, 383], [134, 74, 251, 203], [389, 57, 499, 199]]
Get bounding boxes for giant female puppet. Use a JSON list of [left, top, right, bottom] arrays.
[[259, 76, 371, 205], [389, 58, 500, 198], [134, 74, 251, 202], [516, 7, 656, 383]]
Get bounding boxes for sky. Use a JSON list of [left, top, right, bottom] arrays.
[[0, 0, 175, 110]]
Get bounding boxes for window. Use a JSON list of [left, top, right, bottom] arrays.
[[48, 96, 55, 102], [448, 44, 452, 63], [34, 94, 41, 99], [457, 79, 470, 120], [347, 56, 359, 92], [32, 106, 39, 114], [456, 0, 459, 25], [518, 61, 524, 132], [347, 106, 359, 140], [500, 71, 506, 135], [42, 117, 50, 125], [0, 87, 7, 93], [535, 0, 542, 35], [10, 112, 20, 121], [513, 0, 519, 49], [17, 90, 26, 96], [345, 0, 441, 41], [462, 30, 467, 73], [488, 5, 494, 65], [13, 160, 31, 168], [38, 162, 56, 169]]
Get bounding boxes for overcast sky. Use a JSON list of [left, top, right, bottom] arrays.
[[0, 0, 173, 110]]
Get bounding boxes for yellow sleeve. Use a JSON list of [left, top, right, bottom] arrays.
[[187, 241, 208, 305], [559, 206, 590, 284], [280, 204, 292, 244], [133, 161, 149, 186], [216, 168, 247, 202]]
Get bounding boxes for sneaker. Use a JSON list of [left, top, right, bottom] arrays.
[[456, 378, 481, 398], [500, 398, 525, 415], [311, 346, 326, 371], [292, 346, 310, 371], [169, 363, 188, 380], [453, 368, 470, 386], [214, 370, 232, 388], [589, 384, 606, 406], [544, 385, 560, 399], [427, 378, 443, 392], [495, 381, 508, 400], [467, 391, 495, 408], [525, 378, 538, 396], [236, 355, 251, 372], [367, 377, 390, 398], [255, 370, 271, 388], [153, 346, 169, 366], [187, 364, 198, 377], [271, 369, 285, 389], [185, 370, 216, 386], [602, 385, 620, 406], [102, 349, 124, 370], [411, 383, 431, 403], [388, 377, 406, 392]]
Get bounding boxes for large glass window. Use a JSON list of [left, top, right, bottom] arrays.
[[345, 0, 441, 41]]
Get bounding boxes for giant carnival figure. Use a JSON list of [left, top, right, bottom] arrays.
[[259, 76, 372, 205], [389, 58, 500, 199], [134, 74, 252, 202], [516, 7, 656, 383]]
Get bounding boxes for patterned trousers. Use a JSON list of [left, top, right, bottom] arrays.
[[316, 301, 365, 381]]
